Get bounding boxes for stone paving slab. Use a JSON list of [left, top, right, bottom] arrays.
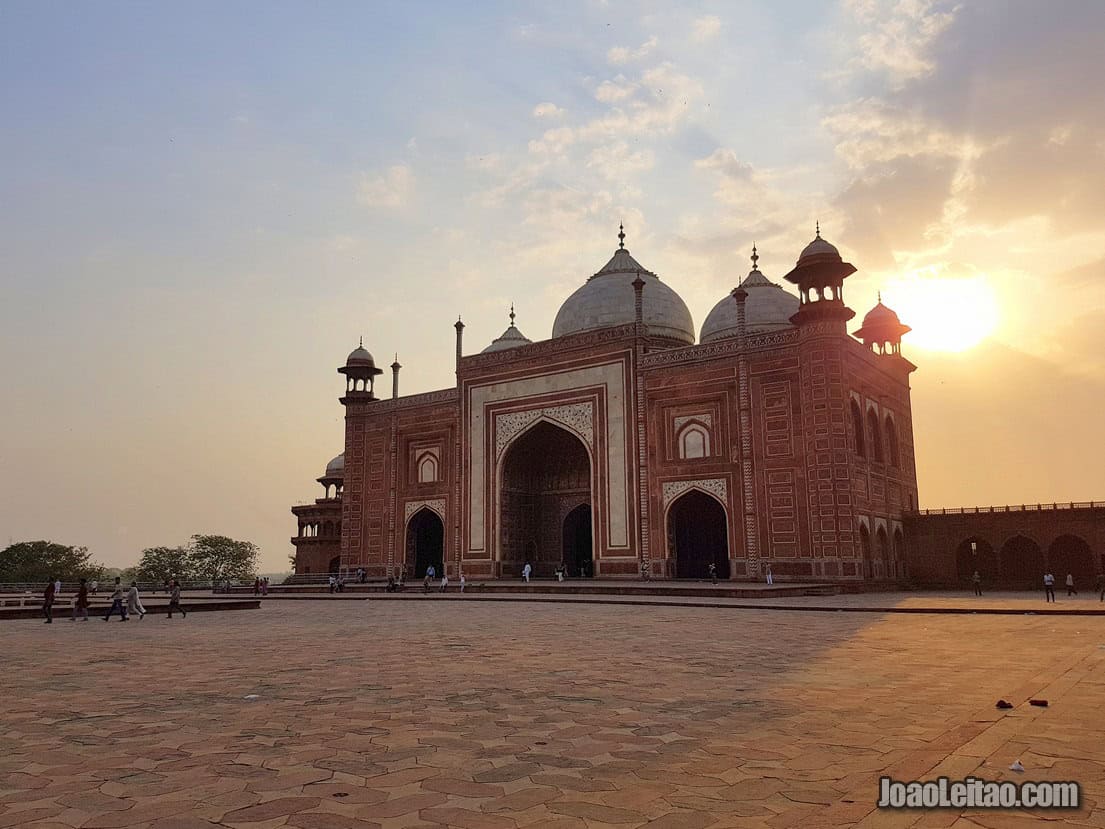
[[2, 601, 1104, 827]]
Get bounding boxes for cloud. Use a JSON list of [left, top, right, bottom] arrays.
[[532, 102, 565, 119], [842, 0, 960, 88], [587, 142, 655, 180], [356, 164, 413, 209], [692, 15, 721, 42], [594, 76, 638, 103], [607, 35, 658, 65]]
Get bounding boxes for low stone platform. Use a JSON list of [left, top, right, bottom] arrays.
[[0, 597, 260, 621], [233, 580, 843, 599]]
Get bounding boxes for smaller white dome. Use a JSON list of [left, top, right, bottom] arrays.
[[482, 324, 532, 353], [700, 255, 800, 343], [324, 453, 345, 477]]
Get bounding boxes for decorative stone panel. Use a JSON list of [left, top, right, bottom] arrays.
[[662, 478, 728, 509], [495, 403, 595, 459], [405, 498, 446, 523]]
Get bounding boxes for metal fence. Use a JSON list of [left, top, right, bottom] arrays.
[[908, 502, 1104, 516]]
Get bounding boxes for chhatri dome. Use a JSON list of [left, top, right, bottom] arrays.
[[700, 244, 800, 343], [482, 305, 533, 353], [324, 453, 345, 477], [552, 225, 695, 346], [345, 339, 378, 368]]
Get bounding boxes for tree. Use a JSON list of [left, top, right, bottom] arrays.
[[187, 535, 259, 584], [135, 546, 194, 583], [0, 541, 103, 583]]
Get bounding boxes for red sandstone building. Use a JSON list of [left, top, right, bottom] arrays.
[[292, 226, 932, 583]]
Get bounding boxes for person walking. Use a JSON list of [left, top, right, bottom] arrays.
[[1066, 572, 1077, 597], [459, 573, 466, 593], [1043, 571, 1056, 603], [72, 577, 90, 621], [522, 562, 532, 583], [167, 579, 187, 618], [765, 564, 774, 585], [261, 577, 269, 597], [708, 562, 718, 585], [972, 570, 982, 597], [104, 577, 128, 621], [43, 577, 56, 623], [126, 581, 147, 619]]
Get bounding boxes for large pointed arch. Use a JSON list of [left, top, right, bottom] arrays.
[[497, 419, 592, 579], [666, 488, 729, 580]]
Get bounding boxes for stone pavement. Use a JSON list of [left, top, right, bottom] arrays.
[[2, 601, 1104, 828]]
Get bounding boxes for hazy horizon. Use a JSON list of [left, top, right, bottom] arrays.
[[2, 1, 1103, 571]]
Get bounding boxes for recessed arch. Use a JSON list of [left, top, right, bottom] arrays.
[[417, 452, 439, 483], [1048, 535, 1095, 587], [1000, 535, 1044, 588], [562, 503, 594, 577], [955, 536, 997, 582], [884, 414, 899, 467], [876, 526, 890, 580], [851, 399, 866, 458], [498, 419, 592, 578], [676, 420, 711, 459], [666, 489, 729, 579], [405, 506, 445, 578], [859, 523, 873, 580], [866, 407, 883, 463]]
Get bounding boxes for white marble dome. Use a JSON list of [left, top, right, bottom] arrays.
[[324, 453, 345, 477], [482, 320, 532, 353], [700, 263, 799, 343], [552, 246, 695, 345]]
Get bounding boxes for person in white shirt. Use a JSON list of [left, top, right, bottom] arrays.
[[522, 562, 532, 583], [126, 582, 147, 619], [54, 578, 62, 597], [1066, 572, 1077, 596], [1043, 572, 1056, 603], [459, 573, 466, 593], [440, 572, 449, 592]]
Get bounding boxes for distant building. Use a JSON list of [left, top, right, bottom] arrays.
[[292, 226, 923, 582]]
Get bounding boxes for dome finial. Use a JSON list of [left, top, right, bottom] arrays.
[[750, 243, 759, 271], [815, 220, 821, 239], [359, 335, 363, 348], [618, 222, 626, 249], [878, 290, 882, 303], [509, 303, 516, 327]]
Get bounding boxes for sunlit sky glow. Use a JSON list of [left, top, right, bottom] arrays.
[[2, 1, 1103, 570]]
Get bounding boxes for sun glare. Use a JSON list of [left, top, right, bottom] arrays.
[[879, 271, 999, 352]]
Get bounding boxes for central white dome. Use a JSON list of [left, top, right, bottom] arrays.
[[552, 246, 695, 345]]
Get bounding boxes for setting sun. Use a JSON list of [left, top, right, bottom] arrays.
[[881, 270, 999, 352]]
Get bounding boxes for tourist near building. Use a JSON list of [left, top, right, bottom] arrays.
[[290, 225, 1104, 585]]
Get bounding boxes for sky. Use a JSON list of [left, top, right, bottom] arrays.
[[2, 1, 1103, 572]]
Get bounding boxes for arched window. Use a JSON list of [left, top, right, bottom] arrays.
[[677, 424, 710, 459], [867, 408, 883, 463], [851, 400, 865, 458], [417, 453, 439, 483], [884, 415, 899, 467]]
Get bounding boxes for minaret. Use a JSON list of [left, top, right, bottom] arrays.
[[454, 316, 465, 371], [390, 354, 401, 399]]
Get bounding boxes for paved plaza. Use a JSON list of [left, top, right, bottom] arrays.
[[3, 601, 1105, 829]]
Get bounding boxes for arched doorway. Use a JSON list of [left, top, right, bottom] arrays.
[[1048, 535, 1095, 588], [668, 490, 729, 580], [327, 556, 341, 574], [876, 527, 890, 580], [500, 420, 591, 579], [406, 508, 444, 578], [1000, 535, 1043, 588], [859, 524, 873, 580], [562, 504, 593, 577], [955, 537, 996, 583], [893, 528, 906, 580]]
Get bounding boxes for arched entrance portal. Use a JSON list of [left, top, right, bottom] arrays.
[[328, 556, 341, 574], [406, 508, 444, 578], [562, 504, 593, 577], [1048, 535, 1095, 588], [500, 420, 592, 578], [668, 490, 729, 580]]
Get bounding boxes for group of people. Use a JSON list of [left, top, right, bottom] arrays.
[[969, 569, 1105, 601], [252, 577, 270, 596], [42, 576, 188, 623], [420, 564, 466, 593]]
